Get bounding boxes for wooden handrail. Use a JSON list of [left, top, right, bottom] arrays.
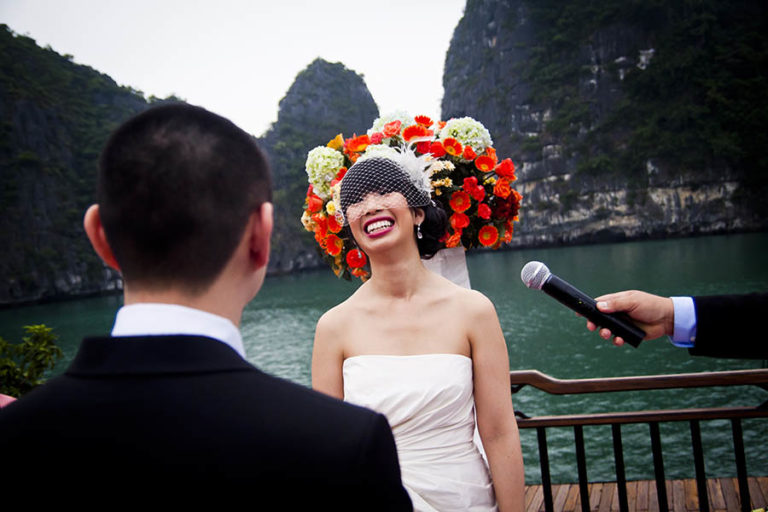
[[508, 368, 768, 395]]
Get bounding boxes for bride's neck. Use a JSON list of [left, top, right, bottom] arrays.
[[367, 249, 429, 299]]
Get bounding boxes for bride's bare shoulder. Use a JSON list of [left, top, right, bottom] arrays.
[[316, 284, 370, 329]]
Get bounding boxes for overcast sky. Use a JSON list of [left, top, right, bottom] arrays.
[[1, 0, 467, 136]]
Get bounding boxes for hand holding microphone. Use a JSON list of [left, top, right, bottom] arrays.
[[520, 261, 646, 348]]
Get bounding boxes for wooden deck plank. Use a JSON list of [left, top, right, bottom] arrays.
[[523, 477, 766, 512], [707, 477, 727, 511], [552, 484, 569, 512], [748, 476, 766, 508], [563, 484, 580, 512], [589, 482, 602, 511], [683, 478, 699, 511]]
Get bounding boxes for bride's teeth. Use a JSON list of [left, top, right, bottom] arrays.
[[366, 220, 392, 234]]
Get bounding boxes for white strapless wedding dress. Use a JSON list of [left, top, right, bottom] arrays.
[[343, 354, 497, 511]]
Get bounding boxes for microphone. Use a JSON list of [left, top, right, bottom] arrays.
[[520, 261, 646, 348]]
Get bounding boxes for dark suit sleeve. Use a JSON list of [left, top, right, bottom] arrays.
[[688, 293, 768, 359], [357, 413, 413, 511]]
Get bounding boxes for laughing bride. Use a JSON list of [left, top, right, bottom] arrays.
[[311, 153, 524, 511]]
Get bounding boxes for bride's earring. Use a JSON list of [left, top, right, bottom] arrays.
[[416, 223, 423, 239]]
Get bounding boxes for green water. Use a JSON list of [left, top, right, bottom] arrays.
[[2, 233, 767, 484]]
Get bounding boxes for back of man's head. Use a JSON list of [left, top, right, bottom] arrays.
[[98, 103, 272, 293]]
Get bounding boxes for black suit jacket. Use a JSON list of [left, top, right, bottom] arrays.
[[688, 293, 768, 359], [0, 335, 412, 509]]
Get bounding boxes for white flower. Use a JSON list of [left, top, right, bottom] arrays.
[[439, 117, 493, 154], [368, 110, 415, 135], [305, 146, 344, 199], [361, 144, 400, 160]]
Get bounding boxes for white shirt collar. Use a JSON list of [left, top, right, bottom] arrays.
[[111, 303, 246, 358]]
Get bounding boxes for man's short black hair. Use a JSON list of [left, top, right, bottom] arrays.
[[98, 103, 272, 293]]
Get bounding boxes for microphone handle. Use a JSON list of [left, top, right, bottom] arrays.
[[543, 275, 646, 348]]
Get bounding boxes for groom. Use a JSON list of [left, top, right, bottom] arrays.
[[0, 104, 411, 508]]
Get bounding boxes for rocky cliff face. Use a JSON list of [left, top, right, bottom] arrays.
[[0, 25, 149, 305], [442, 0, 768, 247], [259, 58, 378, 274]]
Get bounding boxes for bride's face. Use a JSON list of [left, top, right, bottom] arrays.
[[347, 192, 423, 253]]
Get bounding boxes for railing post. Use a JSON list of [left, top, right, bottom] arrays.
[[731, 418, 751, 512], [574, 425, 590, 512], [649, 421, 668, 511], [689, 419, 709, 512], [611, 423, 629, 512], [537, 427, 554, 512]]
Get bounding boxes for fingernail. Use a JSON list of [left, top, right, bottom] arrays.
[[597, 301, 607, 309]]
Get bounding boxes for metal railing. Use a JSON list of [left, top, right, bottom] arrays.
[[510, 369, 768, 512]]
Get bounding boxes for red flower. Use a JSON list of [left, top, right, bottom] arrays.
[[370, 132, 384, 145], [415, 115, 433, 128], [327, 214, 342, 233], [336, 167, 348, 180], [402, 124, 433, 142], [345, 134, 370, 153], [470, 186, 485, 202], [450, 212, 470, 230], [449, 190, 472, 213], [325, 234, 343, 256], [307, 194, 324, 213], [478, 225, 499, 247], [437, 121, 447, 130], [478, 203, 492, 219], [475, 155, 496, 172], [462, 177, 478, 191], [429, 141, 446, 158], [416, 141, 431, 154], [495, 158, 516, 179], [462, 145, 477, 160], [444, 230, 463, 248], [382, 120, 402, 138], [346, 248, 367, 268], [493, 177, 512, 199], [443, 138, 462, 156]]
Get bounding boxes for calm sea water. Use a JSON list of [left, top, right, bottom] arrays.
[[2, 233, 767, 484]]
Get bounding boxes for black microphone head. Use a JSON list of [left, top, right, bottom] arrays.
[[521, 261, 551, 290]]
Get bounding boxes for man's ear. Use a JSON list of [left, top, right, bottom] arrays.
[[83, 204, 121, 271], [249, 202, 273, 269]]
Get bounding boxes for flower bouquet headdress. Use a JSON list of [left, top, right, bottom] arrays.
[[301, 112, 522, 281]]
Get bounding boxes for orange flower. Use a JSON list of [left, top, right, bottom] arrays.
[[327, 133, 344, 150], [444, 230, 463, 248], [475, 155, 496, 172], [450, 212, 470, 230], [351, 267, 370, 280], [502, 220, 514, 243], [478, 225, 499, 247], [495, 158, 516, 179], [443, 138, 462, 156], [402, 125, 433, 142], [462, 145, 477, 160], [346, 248, 367, 268], [485, 147, 497, 160], [325, 234, 343, 256], [382, 120, 402, 138], [414, 115, 433, 128], [437, 121, 447, 130], [345, 134, 370, 153], [449, 190, 471, 213], [493, 177, 512, 199], [306, 194, 324, 213]]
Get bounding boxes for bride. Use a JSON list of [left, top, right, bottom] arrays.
[[312, 154, 524, 511]]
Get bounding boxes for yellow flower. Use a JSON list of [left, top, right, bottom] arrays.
[[301, 210, 315, 231], [326, 200, 337, 216], [435, 189, 442, 196], [484, 176, 497, 185], [327, 133, 344, 150]]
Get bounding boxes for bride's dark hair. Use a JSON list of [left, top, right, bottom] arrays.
[[416, 202, 448, 260]]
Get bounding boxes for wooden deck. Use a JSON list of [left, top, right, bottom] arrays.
[[524, 476, 768, 511]]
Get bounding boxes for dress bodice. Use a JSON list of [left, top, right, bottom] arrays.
[[343, 354, 497, 511]]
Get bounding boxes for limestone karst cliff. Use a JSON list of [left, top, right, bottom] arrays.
[[442, 0, 768, 247]]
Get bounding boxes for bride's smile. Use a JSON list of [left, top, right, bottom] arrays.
[[364, 217, 395, 237]]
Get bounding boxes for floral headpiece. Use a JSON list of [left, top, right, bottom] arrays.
[[301, 112, 522, 281]]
